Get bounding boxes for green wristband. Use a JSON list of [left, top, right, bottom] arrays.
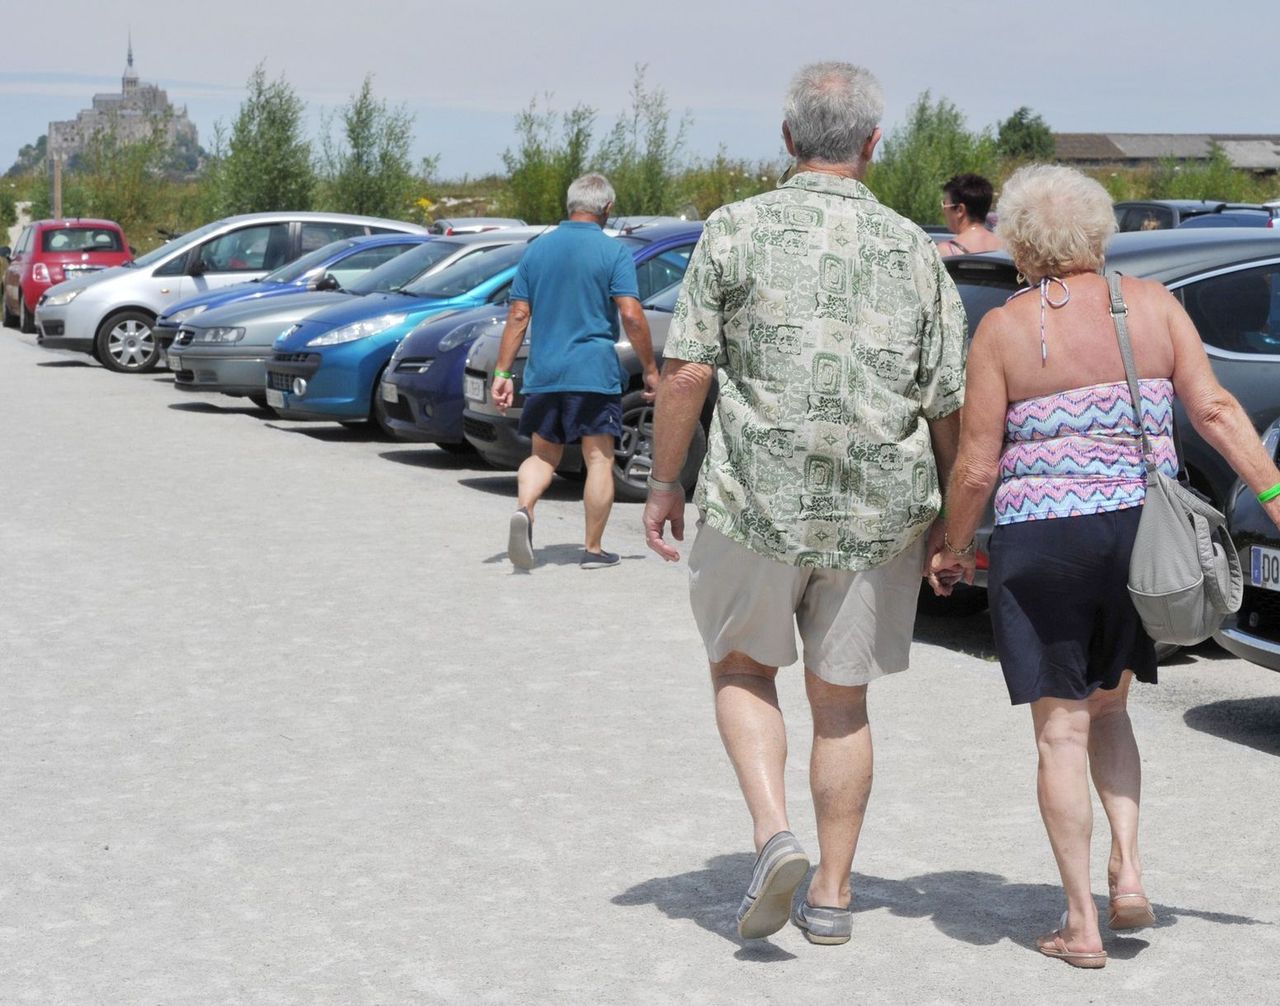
[[1258, 483, 1280, 504], [494, 369, 514, 380]]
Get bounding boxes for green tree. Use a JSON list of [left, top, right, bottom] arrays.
[[867, 92, 997, 225], [318, 75, 417, 218], [1151, 144, 1255, 201], [595, 66, 689, 215], [500, 97, 595, 224], [996, 106, 1055, 161], [215, 63, 314, 214]]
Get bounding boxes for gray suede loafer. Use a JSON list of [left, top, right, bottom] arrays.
[[736, 831, 810, 940], [791, 899, 853, 945]]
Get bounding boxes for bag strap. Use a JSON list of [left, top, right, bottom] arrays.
[[1106, 272, 1157, 473]]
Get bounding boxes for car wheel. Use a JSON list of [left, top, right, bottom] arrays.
[[916, 582, 989, 617], [18, 293, 36, 334], [611, 388, 706, 504], [369, 365, 396, 439], [2, 297, 16, 329], [95, 310, 159, 373]]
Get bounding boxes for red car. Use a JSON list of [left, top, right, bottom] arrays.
[[2, 218, 132, 332]]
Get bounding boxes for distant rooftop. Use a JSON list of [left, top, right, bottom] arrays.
[[1054, 133, 1280, 172]]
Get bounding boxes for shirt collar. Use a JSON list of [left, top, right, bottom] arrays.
[[779, 170, 878, 202]]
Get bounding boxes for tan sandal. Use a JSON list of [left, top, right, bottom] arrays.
[[1037, 929, 1108, 969], [1109, 892, 1157, 930]]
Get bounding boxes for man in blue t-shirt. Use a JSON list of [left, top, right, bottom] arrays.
[[492, 173, 659, 570]]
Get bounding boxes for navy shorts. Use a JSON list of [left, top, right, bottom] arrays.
[[988, 507, 1157, 706], [517, 392, 622, 444]]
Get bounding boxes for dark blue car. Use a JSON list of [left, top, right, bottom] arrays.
[[154, 233, 432, 347], [379, 220, 704, 448]]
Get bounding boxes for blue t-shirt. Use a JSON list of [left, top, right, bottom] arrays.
[[510, 221, 638, 395]]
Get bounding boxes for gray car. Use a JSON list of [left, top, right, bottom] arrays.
[[167, 230, 551, 407], [35, 211, 428, 374]]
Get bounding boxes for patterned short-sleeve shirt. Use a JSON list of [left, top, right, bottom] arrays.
[[664, 171, 968, 570]]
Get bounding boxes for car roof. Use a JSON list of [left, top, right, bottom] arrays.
[[1114, 199, 1229, 211], [438, 226, 553, 245], [32, 218, 124, 230], [947, 230, 1280, 289], [213, 210, 430, 232], [613, 220, 704, 242]]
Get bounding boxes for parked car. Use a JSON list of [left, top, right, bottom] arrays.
[[154, 233, 433, 348], [34, 212, 428, 373], [264, 229, 550, 432], [383, 221, 704, 452], [933, 229, 1280, 617], [3, 219, 132, 333], [1215, 417, 1280, 671], [428, 217, 526, 235], [167, 235, 507, 407], [462, 282, 712, 503], [1176, 209, 1277, 230], [1113, 200, 1278, 232]]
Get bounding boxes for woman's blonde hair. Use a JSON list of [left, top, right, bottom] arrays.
[[995, 164, 1116, 281]]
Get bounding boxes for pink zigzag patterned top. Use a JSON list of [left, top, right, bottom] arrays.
[[994, 379, 1178, 525]]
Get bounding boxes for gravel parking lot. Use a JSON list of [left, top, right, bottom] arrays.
[[3, 325, 1279, 1004]]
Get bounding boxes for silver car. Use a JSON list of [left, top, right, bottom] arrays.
[[167, 230, 550, 407], [34, 211, 428, 374]]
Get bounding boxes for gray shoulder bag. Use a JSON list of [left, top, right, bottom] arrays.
[[1107, 272, 1242, 645]]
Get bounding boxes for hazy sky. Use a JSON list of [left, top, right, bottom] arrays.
[[2, 0, 1276, 180]]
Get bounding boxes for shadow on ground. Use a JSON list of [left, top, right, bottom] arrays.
[[614, 857, 1266, 961], [265, 421, 387, 443], [37, 359, 94, 368], [480, 542, 647, 569], [1158, 638, 1236, 666], [1184, 695, 1280, 757], [379, 448, 489, 472], [459, 474, 582, 502], [169, 401, 272, 418]]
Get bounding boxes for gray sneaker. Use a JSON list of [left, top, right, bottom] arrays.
[[508, 508, 533, 569], [579, 549, 620, 570], [791, 899, 853, 945], [736, 831, 810, 940]]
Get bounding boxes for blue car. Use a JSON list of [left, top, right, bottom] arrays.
[[154, 233, 432, 349], [380, 221, 704, 448], [264, 238, 536, 430]]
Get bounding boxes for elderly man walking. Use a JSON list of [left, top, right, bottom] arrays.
[[643, 63, 967, 944], [492, 173, 659, 570]]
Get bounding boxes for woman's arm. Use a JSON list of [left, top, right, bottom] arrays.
[[1163, 286, 1280, 527]]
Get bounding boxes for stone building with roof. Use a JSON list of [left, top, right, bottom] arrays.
[[46, 40, 198, 165], [1054, 133, 1280, 173]]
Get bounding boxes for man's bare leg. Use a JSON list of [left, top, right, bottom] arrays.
[[580, 433, 615, 553], [711, 652, 791, 852], [517, 434, 563, 517], [802, 671, 871, 908]]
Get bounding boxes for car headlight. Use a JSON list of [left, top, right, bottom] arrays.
[[194, 326, 245, 344], [438, 316, 504, 353], [168, 304, 209, 324], [42, 288, 82, 307], [306, 313, 406, 347]]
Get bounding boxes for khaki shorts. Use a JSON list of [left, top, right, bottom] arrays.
[[687, 523, 926, 687]]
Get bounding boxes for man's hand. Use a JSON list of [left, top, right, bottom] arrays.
[[927, 545, 976, 597], [642, 364, 660, 402], [492, 376, 514, 413], [643, 485, 686, 561]]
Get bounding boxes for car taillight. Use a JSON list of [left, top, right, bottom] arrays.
[[32, 263, 50, 283], [444, 226, 455, 235], [975, 549, 989, 571]]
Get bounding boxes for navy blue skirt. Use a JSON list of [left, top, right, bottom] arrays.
[[988, 507, 1157, 705]]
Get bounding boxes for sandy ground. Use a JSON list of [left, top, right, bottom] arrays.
[[2, 325, 1279, 1005]]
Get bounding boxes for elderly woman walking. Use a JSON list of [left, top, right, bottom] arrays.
[[932, 165, 1280, 968]]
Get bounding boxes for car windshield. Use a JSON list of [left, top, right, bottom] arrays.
[[41, 227, 123, 253], [643, 280, 683, 312], [262, 239, 359, 283], [346, 240, 465, 294], [128, 219, 225, 268], [954, 277, 1021, 338], [402, 242, 527, 298]]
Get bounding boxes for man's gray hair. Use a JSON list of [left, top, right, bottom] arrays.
[[566, 173, 616, 216], [784, 62, 884, 165]]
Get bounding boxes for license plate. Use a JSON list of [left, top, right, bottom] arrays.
[[1250, 546, 1280, 592], [266, 388, 285, 409], [464, 374, 485, 402], [381, 381, 398, 404]]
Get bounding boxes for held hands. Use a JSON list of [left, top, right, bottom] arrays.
[[492, 376, 514, 413], [924, 520, 976, 596], [643, 484, 686, 561]]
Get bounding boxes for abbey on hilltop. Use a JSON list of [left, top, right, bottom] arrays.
[[46, 38, 199, 166]]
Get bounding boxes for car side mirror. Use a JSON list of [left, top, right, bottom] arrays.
[[187, 255, 207, 277], [314, 272, 340, 291]]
